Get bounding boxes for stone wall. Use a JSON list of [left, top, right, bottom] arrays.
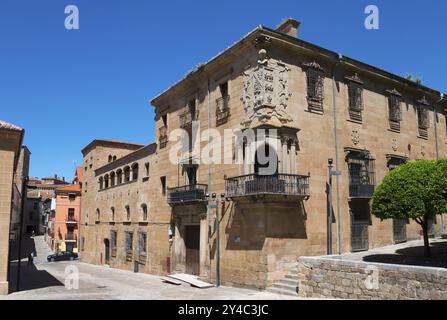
[[298, 256, 447, 300]]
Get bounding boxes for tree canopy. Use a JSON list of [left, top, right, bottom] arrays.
[[371, 159, 447, 256]]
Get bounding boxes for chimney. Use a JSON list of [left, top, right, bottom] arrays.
[[276, 18, 301, 38]]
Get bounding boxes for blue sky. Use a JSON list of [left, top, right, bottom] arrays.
[[1, 0, 446, 181]]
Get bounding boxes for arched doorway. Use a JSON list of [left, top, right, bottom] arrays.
[[104, 239, 110, 265]]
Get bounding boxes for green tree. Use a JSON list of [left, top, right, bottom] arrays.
[[371, 160, 447, 257]]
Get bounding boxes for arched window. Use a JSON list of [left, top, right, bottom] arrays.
[[98, 177, 104, 190], [96, 209, 100, 222], [110, 171, 116, 187], [108, 155, 113, 163], [125, 205, 130, 221], [111, 207, 115, 221], [117, 169, 123, 184], [124, 166, 130, 183], [104, 174, 109, 188], [132, 163, 139, 181], [113, 155, 117, 161], [141, 204, 148, 221]]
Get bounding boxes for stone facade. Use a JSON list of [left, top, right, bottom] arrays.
[[297, 256, 447, 299], [80, 19, 447, 290], [0, 120, 25, 295]]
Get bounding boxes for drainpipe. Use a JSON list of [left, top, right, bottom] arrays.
[[434, 93, 445, 233], [331, 53, 343, 255], [207, 77, 212, 282]]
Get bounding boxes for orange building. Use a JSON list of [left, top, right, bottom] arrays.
[[52, 168, 83, 253]]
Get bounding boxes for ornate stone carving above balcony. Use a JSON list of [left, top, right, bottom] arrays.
[[241, 48, 292, 129]]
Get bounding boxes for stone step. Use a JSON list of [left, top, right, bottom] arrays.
[[272, 282, 297, 292], [267, 287, 298, 297], [276, 278, 298, 286], [285, 274, 299, 281]]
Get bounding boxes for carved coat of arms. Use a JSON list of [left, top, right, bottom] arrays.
[[241, 49, 292, 128]]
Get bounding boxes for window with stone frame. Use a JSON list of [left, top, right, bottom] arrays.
[[417, 97, 430, 138], [125, 231, 133, 253], [216, 81, 230, 126], [138, 232, 147, 256], [111, 230, 117, 257], [346, 74, 364, 122], [303, 62, 325, 112], [387, 89, 402, 131]]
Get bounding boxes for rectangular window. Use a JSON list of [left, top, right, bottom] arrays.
[[125, 231, 133, 252], [160, 176, 167, 196], [162, 114, 168, 128], [139, 232, 147, 256], [305, 65, 324, 112], [347, 76, 364, 121], [111, 231, 117, 249], [216, 82, 230, 126], [387, 90, 402, 131], [346, 149, 375, 198], [417, 103, 429, 138]]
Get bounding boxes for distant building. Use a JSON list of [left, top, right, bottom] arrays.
[[0, 120, 26, 295], [48, 167, 83, 253]]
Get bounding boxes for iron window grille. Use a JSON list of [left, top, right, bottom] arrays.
[[304, 62, 324, 112], [346, 150, 375, 198], [138, 232, 147, 256], [417, 97, 430, 138], [387, 89, 402, 131], [159, 126, 168, 149], [125, 231, 133, 253], [216, 96, 230, 126], [111, 231, 117, 257], [346, 74, 364, 121]]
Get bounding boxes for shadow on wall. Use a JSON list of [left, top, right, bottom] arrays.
[[224, 200, 308, 252], [362, 241, 447, 268]]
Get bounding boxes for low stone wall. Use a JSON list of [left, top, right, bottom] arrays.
[[298, 256, 447, 300]]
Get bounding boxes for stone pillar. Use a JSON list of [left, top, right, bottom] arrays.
[[199, 214, 208, 277], [291, 143, 296, 174], [282, 140, 288, 174]]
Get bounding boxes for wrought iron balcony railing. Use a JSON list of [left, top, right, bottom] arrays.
[[225, 174, 310, 199], [349, 183, 375, 198], [167, 184, 208, 205]]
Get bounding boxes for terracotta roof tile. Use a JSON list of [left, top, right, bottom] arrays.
[[55, 184, 81, 192], [0, 120, 23, 131]]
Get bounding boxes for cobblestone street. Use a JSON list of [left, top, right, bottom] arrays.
[[2, 236, 299, 300]]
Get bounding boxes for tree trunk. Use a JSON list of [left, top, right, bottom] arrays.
[[422, 215, 431, 258]]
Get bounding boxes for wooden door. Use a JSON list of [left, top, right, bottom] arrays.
[[185, 225, 200, 275]]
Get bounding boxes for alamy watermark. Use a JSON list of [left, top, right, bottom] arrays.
[[65, 5, 79, 30], [64, 265, 79, 290], [364, 5, 379, 30]]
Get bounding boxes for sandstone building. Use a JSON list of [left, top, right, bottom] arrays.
[[0, 120, 25, 295], [80, 19, 447, 289]]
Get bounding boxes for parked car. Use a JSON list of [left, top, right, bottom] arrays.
[[47, 251, 78, 262]]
